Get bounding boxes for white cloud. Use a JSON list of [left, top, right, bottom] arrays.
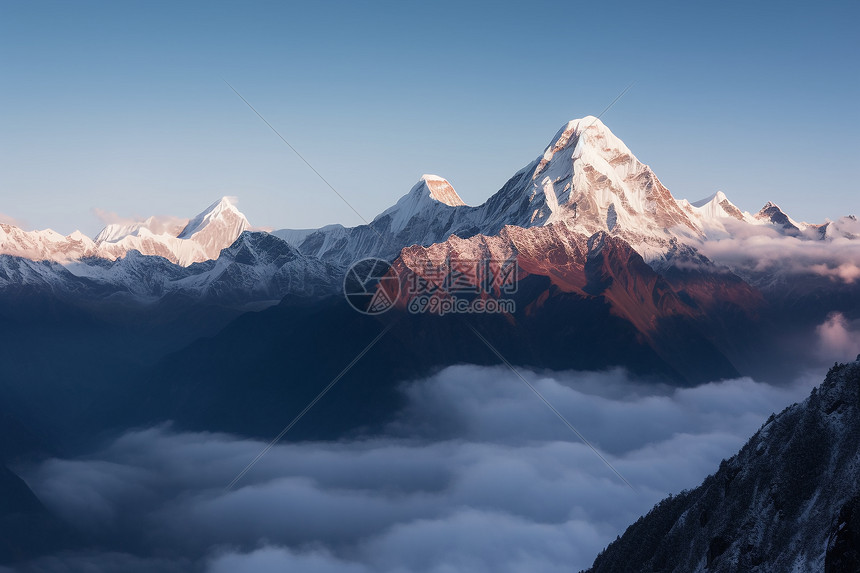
[[698, 222, 860, 284], [16, 366, 818, 573], [816, 312, 860, 362], [809, 262, 860, 283]]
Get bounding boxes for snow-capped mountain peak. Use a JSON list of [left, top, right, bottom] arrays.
[[755, 200, 805, 234], [540, 116, 633, 167], [272, 116, 858, 269], [178, 197, 247, 239], [417, 174, 466, 207], [687, 190, 748, 222], [91, 197, 250, 265], [822, 215, 860, 240], [0, 198, 252, 267], [0, 224, 97, 261], [373, 175, 471, 234], [499, 115, 702, 245], [3, 116, 850, 281]]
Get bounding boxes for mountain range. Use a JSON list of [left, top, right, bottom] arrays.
[[2, 116, 857, 305], [0, 116, 858, 570], [0, 196, 248, 266], [1, 116, 855, 385]]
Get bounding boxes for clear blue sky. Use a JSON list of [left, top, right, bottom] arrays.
[[1, 0, 858, 236]]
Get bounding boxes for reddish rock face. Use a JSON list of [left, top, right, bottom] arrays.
[[390, 222, 764, 378], [396, 223, 757, 320]]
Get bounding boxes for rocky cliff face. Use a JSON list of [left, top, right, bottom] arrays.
[[585, 358, 860, 573]]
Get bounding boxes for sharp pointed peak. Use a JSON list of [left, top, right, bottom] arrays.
[[178, 197, 249, 240], [541, 115, 631, 164], [755, 201, 804, 233], [756, 201, 795, 221]]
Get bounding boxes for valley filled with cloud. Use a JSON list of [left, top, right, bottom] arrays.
[[11, 366, 820, 573]]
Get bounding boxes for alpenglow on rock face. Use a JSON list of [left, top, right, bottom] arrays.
[[585, 358, 860, 573]]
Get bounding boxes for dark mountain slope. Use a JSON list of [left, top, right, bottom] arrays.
[[126, 293, 671, 441], [120, 259, 745, 443], [0, 465, 75, 564], [585, 358, 860, 573]]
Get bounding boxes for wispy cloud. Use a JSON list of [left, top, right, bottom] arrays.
[[0, 211, 27, 228]]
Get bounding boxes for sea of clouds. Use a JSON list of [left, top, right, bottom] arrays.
[[8, 362, 828, 573]]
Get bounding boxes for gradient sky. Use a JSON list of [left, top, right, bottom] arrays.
[[1, 0, 858, 236]]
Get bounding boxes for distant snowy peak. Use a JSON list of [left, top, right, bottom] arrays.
[[682, 191, 750, 227], [0, 224, 96, 261], [90, 196, 250, 266], [690, 191, 740, 216], [754, 201, 805, 234], [3, 230, 340, 304], [178, 197, 248, 240], [822, 215, 860, 240], [373, 175, 470, 234], [746, 203, 859, 241], [176, 197, 250, 261], [0, 197, 251, 267]]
